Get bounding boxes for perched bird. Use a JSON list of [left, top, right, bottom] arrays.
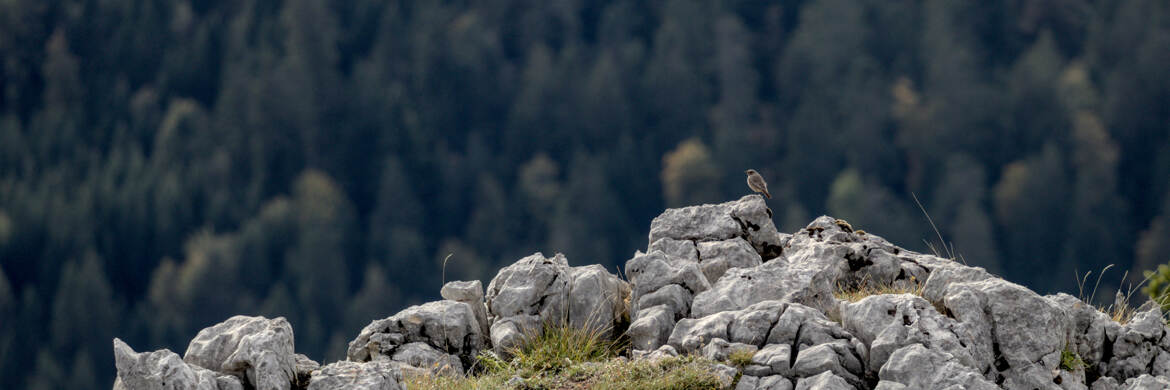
[[745, 169, 772, 199]]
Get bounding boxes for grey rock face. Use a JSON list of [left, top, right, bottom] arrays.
[[1049, 293, 1118, 371], [389, 342, 462, 377], [691, 215, 919, 318], [347, 299, 483, 372], [668, 300, 789, 352], [628, 304, 676, 351], [441, 280, 489, 338], [939, 278, 1070, 385], [183, 316, 296, 390], [484, 252, 629, 355], [839, 294, 975, 373], [292, 354, 319, 389], [793, 371, 852, 390], [1120, 375, 1170, 389], [627, 250, 710, 315], [647, 195, 784, 261], [690, 259, 836, 319], [1103, 308, 1168, 381], [700, 337, 758, 362], [307, 360, 402, 390], [486, 252, 572, 325], [566, 264, 630, 336], [114, 338, 234, 390], [878, 344, 997, 390], [696, 238, 762, 283]]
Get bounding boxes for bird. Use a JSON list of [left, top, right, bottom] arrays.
[[745, 169, 772, 199]]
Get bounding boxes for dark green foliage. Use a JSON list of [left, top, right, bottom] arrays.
[[1, 1, 1169, 389]]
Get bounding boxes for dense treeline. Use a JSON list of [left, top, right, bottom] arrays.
[[1, 0, 1169, 388]]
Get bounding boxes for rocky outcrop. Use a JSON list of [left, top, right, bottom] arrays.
[[114, 195, 1170, 389], [184, 316, 297, 390], [484, 252, 630, 356], [113, 338, 243, 390]]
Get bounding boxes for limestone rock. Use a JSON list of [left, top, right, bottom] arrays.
[[744, 343, 792, 377], [485, 252, 629, 355], [1103, 307, 1168, 381], [626, 250, 709, 316], [183, 316, 296, 390], [347, 299, 483, 370], [1120, 375, 1170, 390], [839, 293, 975, 373], [307, 360, 402, 390], [647, 195, 783, 261], [441, 280, 490, 338], [628, 305, 676, 351], [114, 338, 239, 390], [389, 342, 462, 377], [793, 371, 851, 390], [566, 264, 630, 336], [696, 238, 762, 283], [668, 301, 790, 352], [292, 354, 318, 389], [939, 278, 1071, 385], [877, 344, 997, 390], [701, 337, 758, 362]]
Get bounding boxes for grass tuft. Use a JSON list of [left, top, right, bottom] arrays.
[[509, 323, 625, 376], [1060, 346, 1086, 371], [1075, 265, 1165, 325], [727, 349, 755, 367], [834, 276, 925, 303], [405, 353, 725, 390]]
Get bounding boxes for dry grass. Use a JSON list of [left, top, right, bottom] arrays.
[[404, 321, 725, 389], [404, 353, 725, 390], [1074, 264, 1165, 325], [834, 275, 926, 303]]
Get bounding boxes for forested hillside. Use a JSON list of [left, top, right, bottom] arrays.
[[0, 0, 1168, 388]]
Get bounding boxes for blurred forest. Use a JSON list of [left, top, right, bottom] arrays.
[[1, 0, 1169, 388]]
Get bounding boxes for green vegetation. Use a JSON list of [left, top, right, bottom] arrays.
[[727, 349, 755, 368], [1060, 346, 1086, 371], [509, 324, 626, 376], [405, 325, 722, 390], [1142, 265, 1170, 315], [408, 355, 725, 390]]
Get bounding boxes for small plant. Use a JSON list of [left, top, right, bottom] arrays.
[[1075, 264, 1163, 325], [727, 349, 755, 367], [1060, 346, 1085, 371], [1141, 264, 1170, 315], [509, 322, 625, 375], [912, 193, 967, 265]]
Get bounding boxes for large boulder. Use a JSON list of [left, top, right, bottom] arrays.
[[307, 360, 402, 390], [440, 280, 489, 338], [113, 338, 243, 390], [877, 344, 997, 389], [691, 216, 928, 318], [347, 299, 483, 372], [1103, 307, 1169, 381], [183, 316, 296, 390], [839, 294, 977, 373], [939, 278, 1072, 387], [647, 195, 784, 261], [696, 238, 763, 283], [485, 252, 629, 355]]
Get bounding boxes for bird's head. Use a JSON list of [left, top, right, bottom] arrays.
[[745, 169, 757, 176]]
